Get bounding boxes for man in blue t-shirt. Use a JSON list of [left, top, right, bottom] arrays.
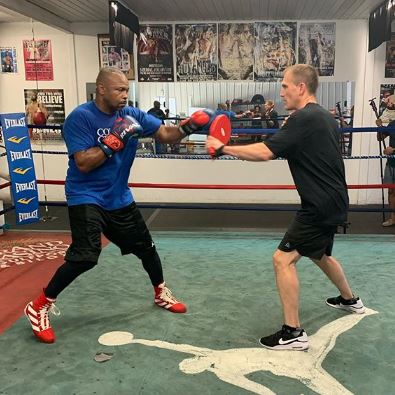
[[24, 67, 213, 344], [216, 103, 251, 120]]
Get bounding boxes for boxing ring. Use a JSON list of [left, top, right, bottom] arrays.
[[2, 124, 395, 231], [0, 125, 395, 395]]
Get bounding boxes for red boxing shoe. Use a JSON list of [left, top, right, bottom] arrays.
[[25, 291, 59, 343], [154, 282, 187, 314]]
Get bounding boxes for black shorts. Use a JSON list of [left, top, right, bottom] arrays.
[[278, 219, 336, 260], [65, 203, 154, 263], [383, 163, 395, 184]]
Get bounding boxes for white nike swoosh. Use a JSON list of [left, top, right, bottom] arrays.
[[278, 337, 305, 345]]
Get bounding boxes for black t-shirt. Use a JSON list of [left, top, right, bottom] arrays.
[[265, 103, 348, 226], [264, 110, 279, 129], [147, 108, 166, 124]]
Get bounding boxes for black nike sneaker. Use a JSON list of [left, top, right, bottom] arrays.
[[326, 295, 365, 314], [259, 325, 309, 351]]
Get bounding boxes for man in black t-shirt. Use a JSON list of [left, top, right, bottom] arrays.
[[376, 118, 395, 226], [148, 101, 167, 153], [263, 100, 279, 129], [206, 64, 365, 351], [148, 100, 166, 123]]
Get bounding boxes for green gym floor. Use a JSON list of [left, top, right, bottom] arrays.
[[1, 231, 394, 395]]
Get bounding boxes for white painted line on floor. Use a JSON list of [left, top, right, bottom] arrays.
[[99, 308, 377, 395]]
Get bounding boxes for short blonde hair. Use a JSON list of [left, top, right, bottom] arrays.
[[285, 64, 318, 94]]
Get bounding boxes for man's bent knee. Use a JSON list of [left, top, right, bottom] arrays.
[[130, 241, 157, 261], [272, 249, 299, 270]]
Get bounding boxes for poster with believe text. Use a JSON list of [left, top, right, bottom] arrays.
[[24, 89, 65, 125]]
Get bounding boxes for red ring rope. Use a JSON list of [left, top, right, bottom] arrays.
[[28, 180, 395, 190]]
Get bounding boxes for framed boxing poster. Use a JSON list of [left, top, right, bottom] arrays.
[[22, 39, 53, 81], [137, 24, 174, 82], [298, 22, 336, 76], [1, 47, 18, 73], [175, 23, 217, 82], [24, 89, 65, 125], [385, 33, 395, 78], [97, 34, 135, 80], [254, 22, 296, 81], [218, 23, 254, 80]]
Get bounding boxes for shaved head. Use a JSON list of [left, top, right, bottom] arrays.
[[96, 67, 126, 85], [95, 67, 129, 114]]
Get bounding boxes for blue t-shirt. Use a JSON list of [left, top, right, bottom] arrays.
[[63, 101, 162, 209], [215, 109, 237, 119]]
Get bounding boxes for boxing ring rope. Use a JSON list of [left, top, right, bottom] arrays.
[[16, 124, 395, 160], [30, 180, 395, 190], [1, 179, 395, 232], [0, 178, 383, 191], [22, 150, 395, 161], [1, 124, 395, 230], [2, 179, 395, 192], [23, 125, 395, 134]]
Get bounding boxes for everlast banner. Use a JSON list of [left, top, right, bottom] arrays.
[[0, 113, 39, 225]]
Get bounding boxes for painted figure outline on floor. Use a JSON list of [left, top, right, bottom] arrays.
[[98, 307, 377, 395]]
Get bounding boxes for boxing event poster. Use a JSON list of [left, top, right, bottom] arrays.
[[137, 24, 174, 82], [97, 34, 134, 80], [0, 113, 39, 225], [385, 34, 395, 78], [1, 47, 17, 73], [22, 39, 53, 81], [254, 22, 296, 81], [379, 84, 395, 123], [175, 23, 217, 81], [24, 89, 65, 125], [218, 23, 254, 80], [298, 23, 336, 76]]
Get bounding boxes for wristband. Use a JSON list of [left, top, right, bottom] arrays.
[[214, 144, 225, 158], [178, 122, 193, 137], [178, 126, 188, 137], [99, 142, 114, 158]]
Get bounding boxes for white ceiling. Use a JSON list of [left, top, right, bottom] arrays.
[[0, 4, 29, 22], [0, 0, 385, 32], [121, 0, 385, 22]]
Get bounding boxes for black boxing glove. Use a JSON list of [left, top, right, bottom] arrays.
[[99, 115, 143, 157]]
